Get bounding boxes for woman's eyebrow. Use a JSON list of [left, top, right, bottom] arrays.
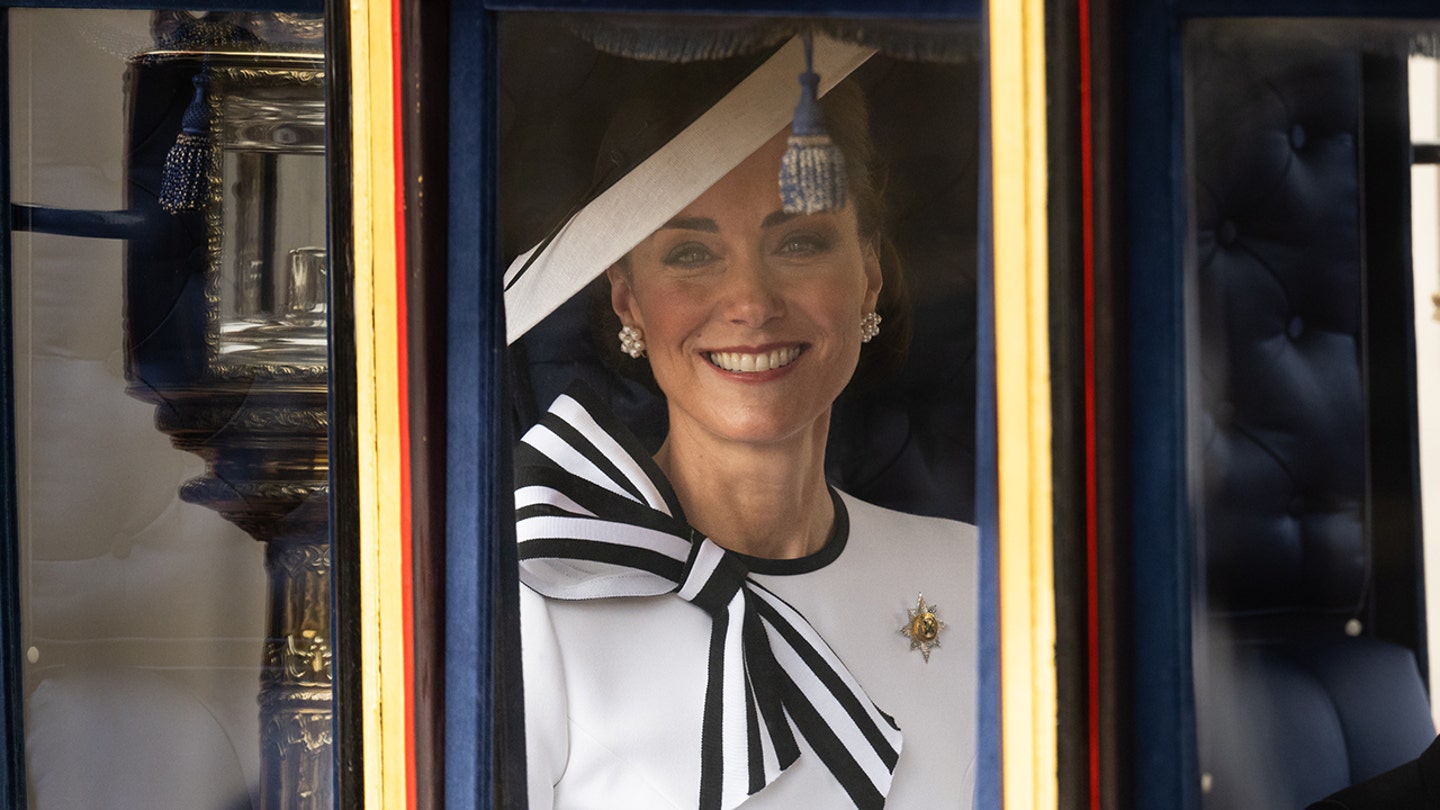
[[761, 210, 799, 229], [659, 216, 718, 232], [659, 211, 805, 232]]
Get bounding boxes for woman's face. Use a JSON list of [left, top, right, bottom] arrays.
[[609, 130, 882, 448]]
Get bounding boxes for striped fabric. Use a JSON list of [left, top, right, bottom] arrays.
[[516, 384, 904, 809]]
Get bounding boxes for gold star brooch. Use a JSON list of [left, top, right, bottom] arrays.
[[900, 593, 947, 662]]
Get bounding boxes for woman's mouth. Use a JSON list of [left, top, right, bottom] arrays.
[[706, 346, 803, 373]]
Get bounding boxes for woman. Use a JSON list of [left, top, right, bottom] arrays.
[[513, 46, 977, 810]]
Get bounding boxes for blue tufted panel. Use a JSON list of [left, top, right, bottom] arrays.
[[1188, 25, 1434, 807], [1194, 48, 1366, 618]]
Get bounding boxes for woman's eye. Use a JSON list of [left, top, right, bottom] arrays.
[[662, 243, 715, 267], [777, 233, 830, 256]]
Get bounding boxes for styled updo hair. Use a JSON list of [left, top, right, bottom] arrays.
[[818, 80, 911, 390], [591, 75, 911, 393]]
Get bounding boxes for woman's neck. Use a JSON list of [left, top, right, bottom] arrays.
[[655, 411, 835, 561]]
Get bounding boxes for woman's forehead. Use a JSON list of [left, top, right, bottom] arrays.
[[673, 131, 792, 218]]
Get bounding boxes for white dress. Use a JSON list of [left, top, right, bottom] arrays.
[[521, 489, 979, 809]]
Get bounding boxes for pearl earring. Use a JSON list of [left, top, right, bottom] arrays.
[[618, 325, 647, 358], [860, 312, 882, 343]]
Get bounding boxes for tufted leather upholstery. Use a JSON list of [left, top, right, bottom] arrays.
[[1189, 30, 1434, 808], [1194, 51, 1367, 618]]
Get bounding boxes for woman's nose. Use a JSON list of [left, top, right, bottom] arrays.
[[719, 254, 784, 327]]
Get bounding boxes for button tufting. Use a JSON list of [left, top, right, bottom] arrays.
[[1290, 123, 1307, 150], [1218, 220, 1238, 245], [1287, 314, 1305, 339]]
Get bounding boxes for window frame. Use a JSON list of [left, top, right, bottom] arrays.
[[1120, 2, 1440, 808], [442, 3, 1025, 810], [0, 3, 352, 809]]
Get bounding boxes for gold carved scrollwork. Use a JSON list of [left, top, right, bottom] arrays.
[[263, 632, 333, 688], [181, 478, 329, 504], [155, 404, 330, 435], [285, 633, 332, 679], [207, 362, 329, 382], [261, 707, 333, 808], [266, 711, 333, 755], [271, 541, 331, 573]]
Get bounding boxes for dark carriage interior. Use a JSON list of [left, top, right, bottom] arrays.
[[1186, 21, 1438, 809]]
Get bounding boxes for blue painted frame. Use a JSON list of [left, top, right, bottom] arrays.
[[1125, 2, 1440, 808], [445, 3, 989, 809], [1125, 2, 1193, 808], [445, 5, 499, 807], [974, 12, 1000, 806]]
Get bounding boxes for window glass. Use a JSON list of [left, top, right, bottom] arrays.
[[498, 12, 985, 807], [1184, 18, 1438, 807], [10, 10, 333, 808]]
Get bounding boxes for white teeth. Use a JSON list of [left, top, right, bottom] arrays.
[[708, 346, 802, 373]]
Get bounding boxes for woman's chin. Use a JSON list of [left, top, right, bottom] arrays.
[[654, 349, 848, 448], [672, 398, 831, 450]]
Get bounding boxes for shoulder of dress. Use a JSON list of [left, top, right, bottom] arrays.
[[834, 488, 978, 544]]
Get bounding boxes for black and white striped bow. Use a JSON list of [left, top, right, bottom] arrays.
[[515, 384, 903, 810]]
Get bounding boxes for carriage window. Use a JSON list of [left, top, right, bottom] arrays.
[[498, 12, 985, 807], [1185, 18, 1438, 808], [9, 10, 335, 808]]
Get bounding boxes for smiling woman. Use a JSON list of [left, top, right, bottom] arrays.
[[500, 15, 980, 810], [608, 131, 883, 563], [612, 129, 881, 554]]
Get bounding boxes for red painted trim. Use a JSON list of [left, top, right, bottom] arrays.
[[1077, 1, 1101, 808], [390, 0, 417, 805]]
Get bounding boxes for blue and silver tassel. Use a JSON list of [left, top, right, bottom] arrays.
[[779, 32, 847, 215], [159, 71, 215, 214]]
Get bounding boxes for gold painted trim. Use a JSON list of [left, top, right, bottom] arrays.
[[350, 0, 408, 807], [988, 0, 1058, 807]]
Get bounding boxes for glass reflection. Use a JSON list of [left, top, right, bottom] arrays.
[[10, 10, 331, 809], [217, 81, 328, 363]]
